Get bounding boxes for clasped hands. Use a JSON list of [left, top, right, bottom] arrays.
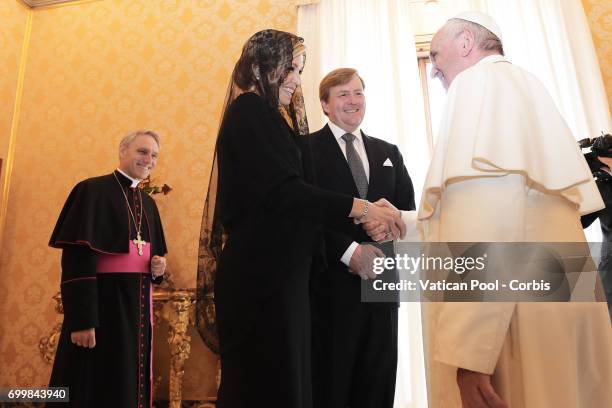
[[346, 199, 404, 280], [354, 198, 404, 241], [355, 198, 403, 242]]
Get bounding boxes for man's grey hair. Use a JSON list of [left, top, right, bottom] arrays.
[[446, 18, 504, 56], [119, 130, 161, 149]]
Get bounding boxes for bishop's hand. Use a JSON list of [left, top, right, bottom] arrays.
[[71, 328, 96, 348], [151, 255, 167, 278]]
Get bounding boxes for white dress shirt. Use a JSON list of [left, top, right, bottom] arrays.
[[328, 121, 370, 181]]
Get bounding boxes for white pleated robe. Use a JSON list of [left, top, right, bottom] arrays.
[[401, 55, 612, 407]]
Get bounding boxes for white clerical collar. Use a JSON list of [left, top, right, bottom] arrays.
[[116, 168, 141, 188], [476, 54, 508, 67], [328, 121, 362, 143]]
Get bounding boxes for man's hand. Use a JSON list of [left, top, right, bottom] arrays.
[[457, 368, 508, 408], [151, 255, 167, 278], [362, 199, 402, 241], [348, 244, 385, 280], [71, 328, 96, 348], [598, 156, 612, 168]]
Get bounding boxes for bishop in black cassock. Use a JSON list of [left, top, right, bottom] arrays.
[[47, 131, 167, 408]]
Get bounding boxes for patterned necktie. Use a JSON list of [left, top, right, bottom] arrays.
[[342, 133, 368, 198]]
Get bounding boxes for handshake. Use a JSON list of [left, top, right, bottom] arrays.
[[353, 198, 405, 242], [348, 198, 406, 280]]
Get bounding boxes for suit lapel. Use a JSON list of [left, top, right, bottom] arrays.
[[318, 125, 360, 197]]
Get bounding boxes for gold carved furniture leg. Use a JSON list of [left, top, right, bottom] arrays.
[[166, 291, 195, 408]]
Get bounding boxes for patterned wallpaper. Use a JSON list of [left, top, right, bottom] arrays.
[[0, 1, 28, 212], [0, 0, 297, 396], [583, 0, 612, 110]]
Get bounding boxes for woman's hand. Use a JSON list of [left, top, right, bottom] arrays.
[[350, 198, 405, 240], [361, 199, 403, 241]]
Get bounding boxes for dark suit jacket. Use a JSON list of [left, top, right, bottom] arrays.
[[309, 124, 416, 303]]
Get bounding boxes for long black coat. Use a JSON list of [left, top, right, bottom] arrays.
[[214, 93, 353, 408]]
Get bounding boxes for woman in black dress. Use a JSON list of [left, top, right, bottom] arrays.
[[196, 29, 403, 408]]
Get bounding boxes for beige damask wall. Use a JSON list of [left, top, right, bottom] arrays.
[[0, 0, 297, 396], [0, 1, 29, 232], [583, 0, 612, 109]]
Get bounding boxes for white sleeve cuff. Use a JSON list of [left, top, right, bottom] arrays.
[[399, 210, 421, 242], [340, 242, 359, 266]]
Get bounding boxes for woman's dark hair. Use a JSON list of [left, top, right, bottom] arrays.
[[231, 29, 304, 110]]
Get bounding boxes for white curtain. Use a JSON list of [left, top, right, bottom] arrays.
[[298, 0, 431, 197], [470, 0, 611, 138], [298, 2, 429, 407]]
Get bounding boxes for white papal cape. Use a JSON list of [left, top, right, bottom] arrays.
[[401, 55, 612, 407]]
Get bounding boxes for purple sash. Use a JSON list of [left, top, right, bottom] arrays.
[[96, 240, 154, 407], [96, 240, 150, 273]]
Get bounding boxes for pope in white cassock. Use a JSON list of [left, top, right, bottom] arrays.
[[364, 11, 612, 408]]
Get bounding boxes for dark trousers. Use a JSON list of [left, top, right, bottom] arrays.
[[312, 299, 398, 408]]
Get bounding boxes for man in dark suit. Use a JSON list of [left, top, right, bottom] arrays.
[[310, 68, 415, 408]]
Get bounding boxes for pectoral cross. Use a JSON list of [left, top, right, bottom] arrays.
[[133, 233, 146, 256]]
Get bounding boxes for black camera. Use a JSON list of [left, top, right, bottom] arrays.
[[579, 133, 612, 181]]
